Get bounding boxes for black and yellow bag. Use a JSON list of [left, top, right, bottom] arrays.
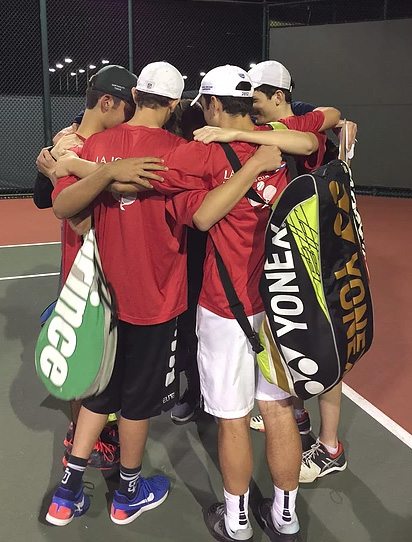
[[257, 158, 373, 399]]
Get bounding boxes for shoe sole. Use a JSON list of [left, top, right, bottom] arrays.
[[110, 490, 169, 525], [170, 411, 198, 425], [45, 513, 74, 527], [300, 461, 348, 483]]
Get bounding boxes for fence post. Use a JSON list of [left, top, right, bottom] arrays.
[[262, 1, 269, 61], [39, 0, 52, 145], [128, 0, 134, 71]]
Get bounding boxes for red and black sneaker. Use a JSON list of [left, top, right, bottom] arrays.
[[62, 424, 120, 471]]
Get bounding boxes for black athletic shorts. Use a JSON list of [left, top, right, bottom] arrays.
[[83, 318, 178, 420]]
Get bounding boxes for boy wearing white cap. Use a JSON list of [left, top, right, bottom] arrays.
[[146, 65, 326, 542], [247, 60, 349, 484], [47, 61, 283, 528]]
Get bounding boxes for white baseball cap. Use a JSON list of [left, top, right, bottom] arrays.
[[191, 65, 253, 106], [248, 60, 292, 92], [136, 61, 185, 100]]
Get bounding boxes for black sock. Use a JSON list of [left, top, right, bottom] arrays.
[[118, 465, 142, 499], [60, 455, 88, 494]]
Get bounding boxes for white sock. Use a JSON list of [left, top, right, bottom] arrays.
[[321, 441, 339, 455], [224, 488, 249, 532], [271, 485, 298, 527]]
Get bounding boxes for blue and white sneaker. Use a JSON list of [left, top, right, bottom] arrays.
[[46, 486, 90, 526], [110, 475, 170, 525]]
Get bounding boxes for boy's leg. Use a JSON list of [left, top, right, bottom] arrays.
[[300, 382, 347, 483], [110, 319, 177, 525], [46, 324, 126, 526], [197, 306, 257, 541], [256, 372, 301, 539], [319, 381, 342, 448], [118, 417, 149, 468]]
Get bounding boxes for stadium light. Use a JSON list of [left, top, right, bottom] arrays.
[[249, 63, 256, 68], [89, 64, 96, 69], [183, 75, 188, 80], [70, 72, 76, 76], [101, 59, 110, 64], [64, 58, 73, 63], [78, 69, 85, 73], [49, 68, 56, 73], [56, 63, 64, 69], [200, 71, 206, 77]]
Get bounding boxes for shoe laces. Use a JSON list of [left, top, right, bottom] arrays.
[[302, 439, 325, 466], [93, 438, 116, 462]]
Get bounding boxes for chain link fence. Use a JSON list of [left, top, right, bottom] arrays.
[[1, 0, 411, 196], [268, 0, 412, 28], [0, 0, 264, 197]]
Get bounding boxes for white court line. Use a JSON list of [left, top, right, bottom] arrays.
[[342, 382, 412, 450], [0, 241, 60, 249], [0, 272, 59, 281]]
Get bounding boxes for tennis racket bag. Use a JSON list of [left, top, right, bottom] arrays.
[[257, 159, 373, 399], [35, 229, 118, 400]]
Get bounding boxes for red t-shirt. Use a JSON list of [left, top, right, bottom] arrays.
[[53, 123, 187, 325], [279, 110, 327, 171], [152, 135, 288, 319]]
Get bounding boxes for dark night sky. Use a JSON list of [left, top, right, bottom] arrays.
[[1, 0, 410, 95]]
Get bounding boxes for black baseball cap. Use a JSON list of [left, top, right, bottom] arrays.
[[88, 65, 137, 106]]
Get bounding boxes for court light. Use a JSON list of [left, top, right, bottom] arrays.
[[183, 75, 188, 80], [64, 58, 73, 63], [70, 72, 76, 76], [78, 69, 85, 73], [56, 63, 64, 69], [89, 64, 96, 69], [199, 71, 206, 77], [249, 63, 256, 68], [101, 59, 110, 64], [49, 68, 56, 73]]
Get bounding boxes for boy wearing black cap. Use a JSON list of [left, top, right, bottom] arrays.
[[35, 64, 166, 491]]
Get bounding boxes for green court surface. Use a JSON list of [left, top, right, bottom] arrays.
[[1, 244, 411, 542]]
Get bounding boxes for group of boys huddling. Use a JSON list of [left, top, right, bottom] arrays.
[[35, 58, 354, 541]]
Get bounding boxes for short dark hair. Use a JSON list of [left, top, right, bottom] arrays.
[[165, 99, 205, 140], [134, 91, 174, 109], [85, 88, 122, 109], [202, 82, 253, 117], [254, 82, 295, 104]]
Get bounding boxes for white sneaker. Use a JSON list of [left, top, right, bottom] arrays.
[[259, 498, 300, 540], [250, 414, 265, 432]]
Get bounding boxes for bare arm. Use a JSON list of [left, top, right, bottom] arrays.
[[314, 107, 341, 131], [193, 126, 318, 156], [193, 145, 282, 231], [55, 154, 99, 179], [53, 157, 164, 219]]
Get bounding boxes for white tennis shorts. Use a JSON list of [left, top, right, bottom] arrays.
[[196, 305, 291, 419]]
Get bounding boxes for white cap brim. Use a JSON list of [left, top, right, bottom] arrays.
[[190, 93, 201, 106]]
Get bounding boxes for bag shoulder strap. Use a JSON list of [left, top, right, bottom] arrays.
[[214, 243, 263, 353], [219, 142, 265, 205], [213, 142, 264, 353]]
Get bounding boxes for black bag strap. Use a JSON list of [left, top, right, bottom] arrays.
[[214, 244, 263, 353], [219, 142, 265, 204], [215, 142, 264, 353], [283, 153, 299, 183]]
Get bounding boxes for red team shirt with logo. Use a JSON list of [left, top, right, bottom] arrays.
[[53, 111, 325, 323], [152, 110, 326, 320], [53, 124, 188, 325]]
